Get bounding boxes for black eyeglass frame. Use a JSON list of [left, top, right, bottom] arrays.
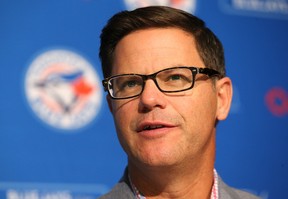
[[102, 66, 222, 100]]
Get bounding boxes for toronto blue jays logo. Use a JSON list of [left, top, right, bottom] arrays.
[[123, 0, 197, 13], [25, 49, 102, 131]]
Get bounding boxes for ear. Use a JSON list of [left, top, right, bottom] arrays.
[[216, 77, 233, 121], [106, 94, 113, 113]]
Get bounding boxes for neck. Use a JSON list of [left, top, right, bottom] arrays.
[[129, 165, 214, 199], [128, 140, 215, 199]]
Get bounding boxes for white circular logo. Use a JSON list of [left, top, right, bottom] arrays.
[[25, 49, 102, 131], [123, 0, 197, 14]]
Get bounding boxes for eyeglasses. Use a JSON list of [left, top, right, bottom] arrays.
[[102, 66, 221, 100]]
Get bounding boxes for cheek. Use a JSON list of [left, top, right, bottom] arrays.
[[175, 89, 217, 129], [111, 100, 136, 138], [113, 108, 130, 132], [112, 108, 133, 154], [179, 93, 217, 147]]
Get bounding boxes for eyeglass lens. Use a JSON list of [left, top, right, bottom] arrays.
[[108, 67, 194, 99]]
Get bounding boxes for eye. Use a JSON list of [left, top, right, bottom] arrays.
[[157, 68, 193, 90], [122, 80, 139, 88], [108, 75, 143, 98], [168, 74, 182, 81], [165, 73, 191, 83], [118, 77, 142, 91]]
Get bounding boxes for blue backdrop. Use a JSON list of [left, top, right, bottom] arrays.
[[1, 0, 287, 198]]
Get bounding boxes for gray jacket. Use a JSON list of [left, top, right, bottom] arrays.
[[98, 170, 260, 199]]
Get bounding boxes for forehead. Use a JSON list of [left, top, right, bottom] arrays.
[[112, 28, 204, 75]]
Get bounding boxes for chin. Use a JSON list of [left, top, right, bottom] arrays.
[[135, 151, 182, 168]]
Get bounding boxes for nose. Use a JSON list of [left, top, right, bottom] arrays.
[[138, 79, 167, 112]]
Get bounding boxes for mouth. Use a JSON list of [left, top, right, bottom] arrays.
[[142, 124, 165, 131], [136, 122, 176, 139], [136, 122, 175, 133]]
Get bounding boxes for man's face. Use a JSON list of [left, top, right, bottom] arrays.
[[107, 28, 231, 168]]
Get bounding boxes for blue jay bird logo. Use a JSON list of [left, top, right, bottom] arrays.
[[25, 49, 102, 131], [35, 70, 93, 114]]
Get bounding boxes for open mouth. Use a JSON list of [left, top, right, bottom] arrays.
[[143, 125, 164, 131], [136, 122, 176, 138]]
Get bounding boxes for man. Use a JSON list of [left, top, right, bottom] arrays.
[[98, 6, 259, 199]]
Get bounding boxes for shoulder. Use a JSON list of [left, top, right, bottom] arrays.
[[97, 169, 134, 199], [218, 177, 260, 199], [97, 181, 134, 199]]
